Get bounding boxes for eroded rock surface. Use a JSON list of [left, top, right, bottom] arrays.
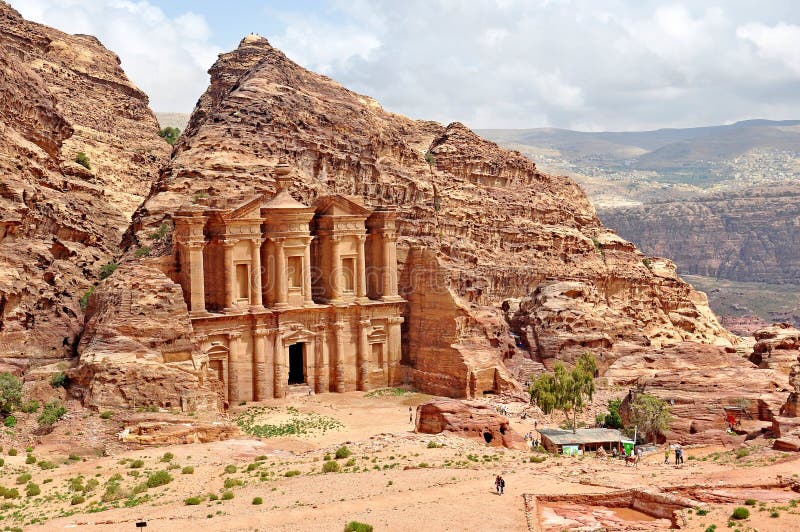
[[0, 2, 169, 362], [750, 323, 800, 375], [70, 264, 220, 411], [415, 399, 526, 449], [608, 343, 789, 444]]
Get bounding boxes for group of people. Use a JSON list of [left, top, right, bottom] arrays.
[[494, 474, 506, 495], [523, 432, 540, 449], [665, 443, 684, 465]]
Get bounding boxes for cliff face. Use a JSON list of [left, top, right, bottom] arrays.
[[599, 184, 800, 284], [124, 35, 734, 397], [0, 2, 170, 364]]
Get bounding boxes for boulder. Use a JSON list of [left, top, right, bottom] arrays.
[[750, 323, 800, 375], [415, 399, 526, 449]]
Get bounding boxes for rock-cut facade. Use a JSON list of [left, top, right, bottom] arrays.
[[172, 163, 404, 403]]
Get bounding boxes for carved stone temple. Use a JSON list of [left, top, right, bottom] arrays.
[[172, 163, 405, 403]]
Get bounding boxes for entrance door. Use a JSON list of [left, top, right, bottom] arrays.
[[288, 343, 305, 384]]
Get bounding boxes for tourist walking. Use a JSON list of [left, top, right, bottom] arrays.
[[674, 445, 683, 466], [409, 407, 413, 424], [664, 444, 670, 464], [499, 475, 505, 495], [495, 475, 502, 495]]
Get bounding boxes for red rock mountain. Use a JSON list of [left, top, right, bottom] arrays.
[[117, 34, 734, 398], [0, 2, 170, 365]]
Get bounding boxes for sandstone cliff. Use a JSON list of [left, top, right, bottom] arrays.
[[599, 184, 800, 284], [119, 34, 733, 398], [0, 2, 170, 363]]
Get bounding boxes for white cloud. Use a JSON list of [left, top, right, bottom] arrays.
[[737, 22, 800, 75], [10, 0, 220, 112]]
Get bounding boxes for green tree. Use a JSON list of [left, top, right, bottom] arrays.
[[157, 126, 181, 145], [529, 353, 597, 433], [629, 393, 672, 442], [0, 373, 22, 416], [603, 398, 623, 429]]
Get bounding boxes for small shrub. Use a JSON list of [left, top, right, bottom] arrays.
[[160, 452, 174, 463], [323, 453, 332, 461], [148, 223, 171, 241], [0, 373, 22, 415], [181, 466, 194, 474], [25, 482, 40, 497], [145, 470, 173, 488], [252, 496, 263, 505], [130, 459, 144, 469], [24, 446, 32, 453], [0, 458, 4, 467], [345, 458, 356, 467], [344, 522, 374, 532], [418, 462, 429, 468], [132, 482, 147, 494], [38, 400, 66, 427], [99, 411, 113, 420], [734, 448, 749, 459], [529, 455, 546, 463], [21, 400, 39, 413], [731, 507, 750, 520], [696, 508, 709, 516], [25, 454, 36, 465], [208, 493, 218, 501], [70, 495, 85, 505], [224, 464, 236, 474], [7, 448, 16, 456], [0, 486, 19, 499], [74, 152, 91, 170], [15, 473, 31, 485], [3, 416, 16, 428], [770, 511, 780, 518], [38, 460, 56, 470], [134, 246, 151, 258], [322, 460, 340, 473], [99, 262, 118, 280], [68, 454, 80, 461], [184, 496, 202, 506], [427, 441, 442, 448], [221, 490, 234, 500], [79, 286, 95, 311], [223, 478, 243, 489], [744, 499, 756, 506], [157, 127, 181, 146], [335, 446, 352, 459]]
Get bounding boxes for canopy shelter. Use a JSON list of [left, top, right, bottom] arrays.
[[538, 428, 624, 455]]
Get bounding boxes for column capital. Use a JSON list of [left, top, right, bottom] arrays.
[[356, 234, 367, 242], [333, 321, 346, 331], [268, 236, 286, 244], [184, 241, 206, 250], [249, 236, 265, 245], [228, 331, 243, 340], [387, 316, 405, 325], [359, 319, 372, 328], [330, 235, 343, 243], [314, 322, 327, 331], [253, 328, 270, 337], [222, 238, 237, 248]]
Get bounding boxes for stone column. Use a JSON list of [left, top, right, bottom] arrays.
[[357, 319, 371, 391], [227, 331, 242, 403], [381, 232, 400, 300], [186, 242, 206, 314], [329, 236, 342, 302], [252, 329, 268, 401], [302, 236, 314, 307], [273, 329, 285, 398], [249, 238, 263, 309], [273, 238, 289, 309], [333, 321, 346, 392], [304, 340, 316, 390], [223, 239, 236, 310], [356, 235, 368, 302], [263, 328, 275, 399], [314, 323, 328, 393], [387, 316, 404, 386]]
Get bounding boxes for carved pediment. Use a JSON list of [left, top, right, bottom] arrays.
[[313, 194, 371, 217]]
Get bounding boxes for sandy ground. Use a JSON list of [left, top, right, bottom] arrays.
[[0, 391, 792, 531]]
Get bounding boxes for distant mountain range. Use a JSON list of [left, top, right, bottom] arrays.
[[479, 119, 800, 181]]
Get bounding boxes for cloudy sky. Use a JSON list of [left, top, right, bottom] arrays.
[[10, 0, 800, 130]]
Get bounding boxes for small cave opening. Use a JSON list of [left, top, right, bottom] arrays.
[[483, 431, 493, 444], [499, 426, 506, 435]]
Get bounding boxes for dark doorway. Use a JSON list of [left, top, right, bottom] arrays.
[[288, 343, 305, 385]]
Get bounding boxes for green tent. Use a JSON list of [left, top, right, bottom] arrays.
[[622, 440, 635, 456]]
